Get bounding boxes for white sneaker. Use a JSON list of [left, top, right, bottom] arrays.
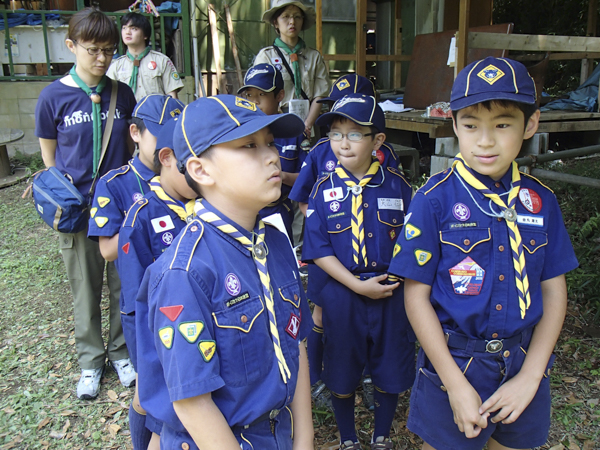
[[110, 358, 136, 387], [77, 366, 104, 400]]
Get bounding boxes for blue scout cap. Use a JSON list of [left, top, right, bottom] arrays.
[[133, 94, 185, 137], [237, 63, 284, 94], [450, 57, 537, 111], [318, 74, 376, 103], [173, 94, 305, 166], [315, 94, 386, 133], [155, 117, 178, 151]]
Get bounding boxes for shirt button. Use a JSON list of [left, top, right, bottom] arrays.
[[492, 333, 499, 338], [363, 203, 368, 208], [498, 245, 504, 252], [392, 218, 397, 224], [190, 225, 198, 232], [241, 315, 248, 323], [294, 294, 298, 301], [371, 261, 377, 267], [368, 232, 373, 238], [496, 304, 502, 311], [182, 444, 190, 450], [503, 350, 510, 358], [499, 274, 505, 281], [440, 385, 447, 392], [463, 239, 470, 246], [336, 224, 341, 229], [495, 182, 501, 188], [530, 239, 536, 245], [497, 217, 502, 222]]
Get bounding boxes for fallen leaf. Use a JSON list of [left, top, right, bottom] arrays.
[[61, 393, 70, 401], [60, 410, 76, 416], [562, 376, 579, 383], [49, 431, 64, 439], [2, 407, 15, 414], [61, 419, 70, 434], [582, 440, 594, 450], [107, 390, 118, 401], [567, 440, 580, 450], [37, 417, 50, 430], [548, 445, 565, 450], [107, 424, 120, 438], [587, 398, 599, 407]]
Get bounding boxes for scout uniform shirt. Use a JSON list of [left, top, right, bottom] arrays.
[[108, 50, 184, 101], [388, 166, 578, 340], [142, 200, 313, 433]]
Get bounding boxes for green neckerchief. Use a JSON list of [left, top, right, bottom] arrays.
[[69, 65, 107, 178], [274, 37, 305, 98], [126, 46, 151, 94]]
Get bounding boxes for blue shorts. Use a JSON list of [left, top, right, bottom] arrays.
[[321, 278, 415, 395], [120, 312, 137, 369], [408, 332, 555, 450], [145, 412, 162, 435], [159, 407, 294, 450]]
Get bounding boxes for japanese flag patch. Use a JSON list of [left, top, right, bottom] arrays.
[[151, 215, 175, 233], [323, 187, 344, 202]]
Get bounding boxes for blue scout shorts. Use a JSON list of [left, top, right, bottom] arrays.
[[408, 330, 555, 450], [321, 277, 415, 395], [159, 407, 294, 450]]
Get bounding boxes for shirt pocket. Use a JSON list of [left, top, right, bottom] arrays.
[[277, 282, 303, 352], [376, 209, 404, 260], [212, 296, 272, 386], [521, 229, 548, 282], [326, 212, 352, 264]]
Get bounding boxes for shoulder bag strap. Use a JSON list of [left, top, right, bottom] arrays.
[[273, 45, 309, 101]]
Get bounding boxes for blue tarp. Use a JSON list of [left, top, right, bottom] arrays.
[[541, 62, 600, 112], [0, 12, 62, 30], [156, 1, 181, 37]]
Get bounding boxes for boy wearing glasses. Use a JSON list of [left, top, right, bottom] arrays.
[[108, 12, 183, 101], [302, 94, 416, 449]]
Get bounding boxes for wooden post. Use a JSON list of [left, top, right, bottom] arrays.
[[356, 0, 367, 76], [225, 4, 243, 88], [456, 0, 470, 74], [394, 0, 402, 88], [208, 4, 225, 94], [316, 0, 323, 54], [581, 0, 598, 85]]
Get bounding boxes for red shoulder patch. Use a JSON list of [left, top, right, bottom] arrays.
[[160, 305, 184, 322], [121, 242, 130, 255]]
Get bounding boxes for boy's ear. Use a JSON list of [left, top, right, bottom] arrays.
[[186, 157, 215, 188], [276, 89, 285, 103], [130, 124, 142, 143], [158, 147, 174, 167], [372, 132, 386, 151], [523, 109, 540, 140]]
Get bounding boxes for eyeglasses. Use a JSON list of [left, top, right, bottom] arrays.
[[280, 14, 303, 22], [74, 41, 117, 57], [328, 131, 375, 142]]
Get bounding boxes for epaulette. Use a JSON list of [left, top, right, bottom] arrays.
[[114, 54, 127, 62], [104, 164, 130, 183], [422, 166, 455, 195], [309, 173, 332, 199], [520, 171, 554, 194], [168, 219, 205, 272], [381, 142, 398, 160], [122, 198, 148, 228], [387, 166, 412, 188], [309, 137, 330, 152]]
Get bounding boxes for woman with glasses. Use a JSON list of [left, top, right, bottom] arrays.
[[35, 8, 137, 401], [254, 0, 329, 138]]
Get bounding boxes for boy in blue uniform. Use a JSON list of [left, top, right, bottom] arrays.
[[237, 63, 308, 243], [302, 94, 415, 449], [388, 57, 578, 450], [290, 75, 400, 400], [138, 95, 314, 449], [118, 117, 196, 449]]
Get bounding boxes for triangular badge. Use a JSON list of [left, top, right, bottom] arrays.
[[159, 305, 184, 322]]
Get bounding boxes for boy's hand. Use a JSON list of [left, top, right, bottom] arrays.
[[447, 380, 489, 438], [356, 274, 399, 299], [479, 371, 540, 424]]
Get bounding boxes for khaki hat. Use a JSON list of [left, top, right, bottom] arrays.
[[262, 0, 316, 31]]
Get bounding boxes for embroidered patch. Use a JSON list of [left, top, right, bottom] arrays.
[[389, 228, 397, 241], [160, 305, 184, 322], [375, 149, 385, 165], [97, 197, 110, 208], [198, 340, 216, 362], [172, 72, 180, 80], [301, 139, 311, 151], [393, 243, 401, 257], [449, 256, 485, 295], [94, 216, 109, 228], [477, 64, 505, 85], [161, 232, 174, 246], [325, 160, 336, 171], [323, 187, 343, 202], [404, 212, 412, 224], [378, 198, 403, 211], [121, 242, 130, 254], [132, 192, 143, 202], [452, 203, 471, 221], [159, 326, 174, 349], [517, 214, 544, 227], [450, 222, 478, 229], [519, 188, 542, 214], [414, 249, 432, 266], [286, 313, 301, 339], [148, 61, 157, 70], [226, 292, 250, 308], [90, 207, 97, 218], [327, 212, 346, 220], [336, 78, 350, 91], [151, 215, 175, 233], [178, 321, 204, 343], [270, 56, 282, 66], [329, 201, 341, 212], [235, 97, 257, 111], [225, 273, 241, 296], [405, 223, 421, 240]]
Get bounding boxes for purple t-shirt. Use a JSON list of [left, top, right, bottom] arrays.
[[35, 78, 137, 197]]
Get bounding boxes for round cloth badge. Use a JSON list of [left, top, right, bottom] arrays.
[[519, 188, 542, 214], [132, 192, 143, 202], [325, 160, 336, 172], [329, 201, 340, 212], [375, 149, 385, 165], [161, 231, 174, 246], [224, 273, 241, 296], [452, 203, 471, 221], [148, 61, 157, 70]]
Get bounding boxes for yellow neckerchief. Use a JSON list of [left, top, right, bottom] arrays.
[[335, 159, 380, 266], [149, 176, 195, 222], [452, 154, 530, 319]]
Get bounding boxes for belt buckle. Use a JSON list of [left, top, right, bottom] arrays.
[[485, 339, 503, 353]]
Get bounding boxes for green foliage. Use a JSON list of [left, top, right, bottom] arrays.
[[10, 152, 45, 173]]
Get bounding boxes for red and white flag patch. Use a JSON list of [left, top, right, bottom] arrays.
[[151, 215, 175, 233]]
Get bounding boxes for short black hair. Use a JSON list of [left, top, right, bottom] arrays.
[[451, 100, 538, 127], [68, 7, 119, 46], [129, 117, 147, 134], [153, 148, 162, 173], [121, 12, 151, 45]]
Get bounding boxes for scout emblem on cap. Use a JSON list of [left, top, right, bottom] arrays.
[[235, 97, 257, 111], [159, 326, 174, 349], [336, 79, 350, 91], [178, 321, 204, 343], [449, 256, 485, 295], [225, 273, 241, 296], [246, 68, 269, 80], [477, 65, 505, 85], [198, 340, 216, 362], [452, 203, 471, 221]]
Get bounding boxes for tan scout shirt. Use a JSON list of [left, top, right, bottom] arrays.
[[253, 45, 329, 110], [107, 50, 184, 101]]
